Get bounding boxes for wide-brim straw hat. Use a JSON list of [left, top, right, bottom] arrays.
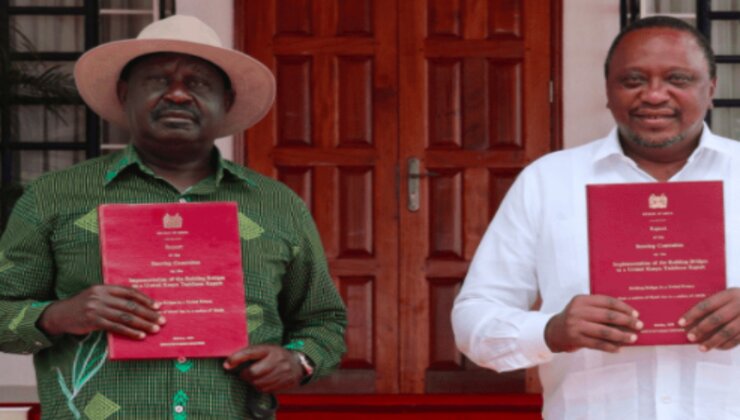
[[74, 15, 275, 137]]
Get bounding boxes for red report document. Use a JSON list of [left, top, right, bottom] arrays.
[[99, 202, 247, 360], [587, 181, 726, 345]]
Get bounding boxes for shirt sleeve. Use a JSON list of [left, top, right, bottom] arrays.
[[279, 201, 347, 381], [0, 184, 56, 354], [452, 166, 555, 372]]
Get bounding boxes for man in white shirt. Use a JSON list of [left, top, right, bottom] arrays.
[[452, 16, 740, 420]]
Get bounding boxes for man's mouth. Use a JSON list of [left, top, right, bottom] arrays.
[[630, 110, 678, 126], [157, 110, 197, 122], [152, 104, 199, 126]]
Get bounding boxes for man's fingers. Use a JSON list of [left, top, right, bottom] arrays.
[[247, 353, 301, 392], [252, 374, 290, 393], [95, 306, 160, 336], [717, 335, 740, 350], [96, 317, 149, 340], [224, 345, 304, 393], [577, 336, 622, 353], [106, 285, 161, 311], [580, 321, 637, 346], [680, 290, 738, 328], [568, 295, 641, 328], [680, 289, 740, 351], [700, 325, 739, 351], [545, 295, 642, 353], [224, 345, 270, 370], [589, 295, 640, 318], [107, 296, 164, 327], [691, 315, 740, 351], [568, 305, 641, 332], [597, 308, 644, 331]]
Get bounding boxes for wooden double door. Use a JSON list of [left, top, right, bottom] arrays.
[[238, 0, 557, 394]]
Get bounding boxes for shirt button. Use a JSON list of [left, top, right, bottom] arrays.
[[177, 356, 187, 363], [660, 395, 672, 404], [174, 405, 184, 413]]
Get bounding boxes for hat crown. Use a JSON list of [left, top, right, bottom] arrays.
[[136, 15, 223, 48], [75, 14, 276, 137]]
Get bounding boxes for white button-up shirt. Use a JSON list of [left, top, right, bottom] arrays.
[[452, 126, 740, 420]]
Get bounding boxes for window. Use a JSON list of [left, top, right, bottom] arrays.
[[0, 0, 175, 231]]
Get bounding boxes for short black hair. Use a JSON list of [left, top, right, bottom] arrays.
[[604, 15, 716, 79], [118, 52, 233, 91]]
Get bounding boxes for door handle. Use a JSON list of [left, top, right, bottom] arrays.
[[407, 157, 439, 212]]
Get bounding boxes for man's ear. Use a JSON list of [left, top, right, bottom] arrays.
[[116, 79, 128, 105]]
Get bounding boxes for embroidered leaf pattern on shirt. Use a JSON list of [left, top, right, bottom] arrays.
[[247, 304, 264, 333], [174, 358, 194, 373], [55, 332, 108, 419], [83, 393, 120, 420], [284, 340, 305, 351], [0, 252, 14, 273], [238, 212, 264, 241], [8, 304, 29, 332], [73, 209, 99, 234], [172, 390, 189, 420]]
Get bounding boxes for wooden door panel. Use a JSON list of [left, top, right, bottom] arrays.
[[338, 167, 374, 256], [399, 0, 551, 393], [489, 0, 523, 36], [489, 61, 522, 147], [276, 0, 311, 34], [339, 275, 374, 369], [242, 0, 400, 393], [275, 58, 312, 146], [239, 0, 555, 396], [338, 57, 374, 147], [428, 170, 463, 257], [428, 278, 463, 369]]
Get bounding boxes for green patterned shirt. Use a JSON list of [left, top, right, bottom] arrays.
[[0, 145, 347, 420]]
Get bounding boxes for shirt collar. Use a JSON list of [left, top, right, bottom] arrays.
[[592, 122, 726, 164], [104, 144, 257, 188]]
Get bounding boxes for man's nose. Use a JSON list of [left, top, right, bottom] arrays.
[[163, 82, 193, 104], [641, 79, 670, 104]]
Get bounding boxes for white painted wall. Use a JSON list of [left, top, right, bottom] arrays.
[[0, 2, 620, 401], [563, 0, 621, 148]]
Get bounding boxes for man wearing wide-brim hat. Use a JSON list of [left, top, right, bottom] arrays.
[[0, 15, 347, 419]]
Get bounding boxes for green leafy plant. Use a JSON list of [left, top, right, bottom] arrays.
[[0, 24, 79, 232], [2, 24, 78, 111]]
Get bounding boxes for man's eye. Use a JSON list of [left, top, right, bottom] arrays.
[[621, 76, 645, 88], [188, 79, 208, 89], [147, 76, 168, 86], [667, 74, 693, 86]]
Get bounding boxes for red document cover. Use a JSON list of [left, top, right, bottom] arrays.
[[99, 202, 247, 359], [587, 181, 726, 345]]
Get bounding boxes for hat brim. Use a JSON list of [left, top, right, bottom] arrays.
[[74, 38, 276, 138]]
